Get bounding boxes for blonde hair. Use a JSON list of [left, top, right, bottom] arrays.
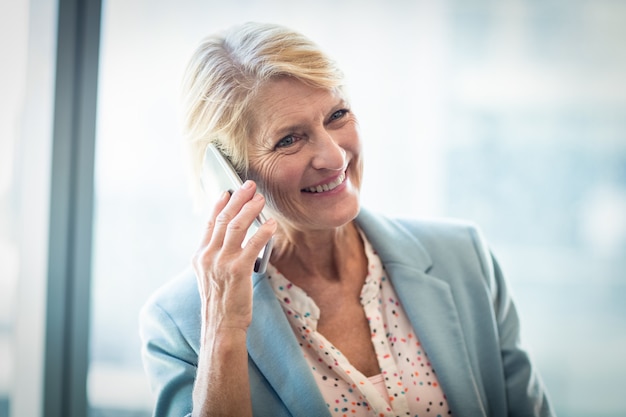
[[181, 22, 345, 201]]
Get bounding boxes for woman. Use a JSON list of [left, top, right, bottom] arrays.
[[139, 22, 554, 417]]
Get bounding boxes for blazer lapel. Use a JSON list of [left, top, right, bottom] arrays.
[[386, 264, 487, 416], [247, 272, 331, 417], [357, 209, 487, 417]]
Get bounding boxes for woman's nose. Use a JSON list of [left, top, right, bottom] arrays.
[[311, 131, 346, 171]]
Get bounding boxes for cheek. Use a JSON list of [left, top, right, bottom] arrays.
[[248, 159, 300, 212], [351, 156, 364, 190], [343, 129, 364, 187]]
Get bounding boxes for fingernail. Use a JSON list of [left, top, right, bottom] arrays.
[[242, 180, 253, 189], [252, 193, 263, 201]]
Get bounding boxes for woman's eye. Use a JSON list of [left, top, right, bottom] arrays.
[[330, 109, 348, 121], [275, 135, 296, 149]]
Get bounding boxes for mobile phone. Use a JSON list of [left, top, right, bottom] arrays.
[[201, 143, 273, 274]]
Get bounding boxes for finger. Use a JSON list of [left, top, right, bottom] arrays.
[[199, 190, 231, 248], [241, 217, 276, 261], [220, 191, 267, 251], [210, 180, 257, 248]]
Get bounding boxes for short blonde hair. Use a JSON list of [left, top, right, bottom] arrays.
[[181, 22, 345, 200]]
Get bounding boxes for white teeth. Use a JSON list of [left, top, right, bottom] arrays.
[[305, 172, 346, 193]]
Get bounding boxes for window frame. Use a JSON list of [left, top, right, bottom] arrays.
[[42, 0, 102, 416]]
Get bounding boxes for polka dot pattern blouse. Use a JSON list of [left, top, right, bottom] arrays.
[[266, 230, 451, 417]]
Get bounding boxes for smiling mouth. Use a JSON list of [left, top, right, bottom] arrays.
[[302, 172, 346, 193]]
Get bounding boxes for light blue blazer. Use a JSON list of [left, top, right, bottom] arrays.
[[139, 209, 554, 417]]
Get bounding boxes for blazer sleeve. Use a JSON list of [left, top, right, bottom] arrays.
[[139, 298, 196, 417], [471, 227, 555, 417]]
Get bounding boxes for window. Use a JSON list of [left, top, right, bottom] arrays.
[[90, 2, 626, 416], [6, 1, 623, 416]]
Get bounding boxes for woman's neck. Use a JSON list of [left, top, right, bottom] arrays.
[[269, 221, 366, 288]]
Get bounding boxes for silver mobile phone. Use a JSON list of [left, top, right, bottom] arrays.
[[201, 143, 273, 274]]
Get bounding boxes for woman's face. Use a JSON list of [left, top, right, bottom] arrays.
[[247, 77, 363, 232]]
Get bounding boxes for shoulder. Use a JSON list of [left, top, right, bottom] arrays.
[[357, 207, 483, 243], [139, 268, 201, 350], [357, 208, 497, 293], [142, 268, 199, 314], [138, 269, 199, 416], [395, 216, 483, 246], [358, 208, 492, 267], [397, 216, 493, 274]]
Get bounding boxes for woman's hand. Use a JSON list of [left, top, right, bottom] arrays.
[[191, 181, 273, 417], [192, 180, 276, 332]]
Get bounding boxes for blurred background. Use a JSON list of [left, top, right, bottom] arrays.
[[1, 0, 625, 416]]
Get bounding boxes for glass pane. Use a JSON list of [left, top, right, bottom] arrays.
[[0, 3, 27, 416], [90, 1, 626, 416], [0, 2, 30, 412], [0, 1, 56, 417]]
